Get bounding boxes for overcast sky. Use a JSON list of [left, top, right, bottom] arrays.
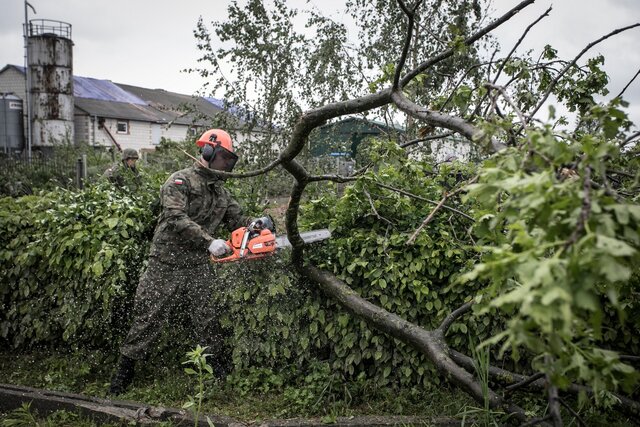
[[1, 0, 639, 127]]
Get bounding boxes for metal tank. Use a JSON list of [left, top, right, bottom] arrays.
[[0, 94, 24, 153], [27, 19, 74, 147]]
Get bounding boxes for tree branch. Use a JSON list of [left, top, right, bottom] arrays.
[[372, 181, 475, 221], [407, 176, 476, 245], [564, 164, 591, 250], [484, 83, 528, 126], [363, 188, 394, 225], [545, 360, 563, 427], [491, 6, 552, 86], [505, 372, 545, 393], [615, 67, 640, 100], [524, 23, 640, 130], [437, 301, 474, 335], [448, 349, 640, 417], [558, 397, 588, 427], [400, 0, 536, 87], [393, 0, 422, 91]]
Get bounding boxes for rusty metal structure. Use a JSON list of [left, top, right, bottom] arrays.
[[27, 19, 74, 150]]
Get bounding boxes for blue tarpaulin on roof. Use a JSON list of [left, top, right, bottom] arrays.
[[8, 65, 147, 104], [205, 97, 225, 109], [73, 76, 147, 104]]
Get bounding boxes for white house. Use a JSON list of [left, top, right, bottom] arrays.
[[0, 64, 262, 155]]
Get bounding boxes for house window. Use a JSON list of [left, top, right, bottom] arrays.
[[116, 120, 129, 134], [189, 126, 198, 136]]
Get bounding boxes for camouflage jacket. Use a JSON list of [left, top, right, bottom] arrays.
[[150, 161, 249, 265], [103, 161, 141, 191]]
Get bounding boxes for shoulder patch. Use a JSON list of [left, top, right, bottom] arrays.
[[174, 178, 184, 185]]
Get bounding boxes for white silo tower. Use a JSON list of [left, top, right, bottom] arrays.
[[27, 19, 74, 151]]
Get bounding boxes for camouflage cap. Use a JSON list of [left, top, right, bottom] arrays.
[[122, 148, 139, 160]]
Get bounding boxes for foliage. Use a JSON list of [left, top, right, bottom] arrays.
[[2, 1, 640, 422], [347, 0, 490, 122], [212, 141, 502, 387], [0, 181, 157, 349], [0, 351, 491, 423], [182, 345, 216, 427], [460, 106, 640, 402]]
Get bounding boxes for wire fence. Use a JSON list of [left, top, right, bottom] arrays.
[[0, 152, 112, 197]]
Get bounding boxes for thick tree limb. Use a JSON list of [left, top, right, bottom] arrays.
[[301, 265, 530, 423], [391, 89, 506, 152]]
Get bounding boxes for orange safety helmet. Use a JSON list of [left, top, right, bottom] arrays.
[[196, 129, 233, 153]]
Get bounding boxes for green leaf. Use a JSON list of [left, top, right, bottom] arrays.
[[596, 235, 636, 257], [599, 258, 631, 283], [106, 218, 119, 229], [383, 366, 391, 378], [92, 261, 103, 277]]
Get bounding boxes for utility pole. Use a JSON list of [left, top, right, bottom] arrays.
[[23, 0, 36, 161]]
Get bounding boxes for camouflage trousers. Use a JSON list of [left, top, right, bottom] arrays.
[[120, 255, 227, 361]]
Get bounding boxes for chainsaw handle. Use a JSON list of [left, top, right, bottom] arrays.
[[210, 241, 236, 263]]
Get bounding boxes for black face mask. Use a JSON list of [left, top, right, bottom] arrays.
[[201, 144, 238, 172]]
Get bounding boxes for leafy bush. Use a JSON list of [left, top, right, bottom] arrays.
[[211, 140, 504, 387], [0, 181, 157, 349]]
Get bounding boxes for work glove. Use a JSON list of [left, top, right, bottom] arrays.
[[253, 215, 276, 233], [208, 239, 230, 256]]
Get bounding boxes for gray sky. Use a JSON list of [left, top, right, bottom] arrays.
[[1, 0, 639, 127]]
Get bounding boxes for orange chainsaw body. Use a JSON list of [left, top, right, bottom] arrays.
[[211, 227, 277, 263]]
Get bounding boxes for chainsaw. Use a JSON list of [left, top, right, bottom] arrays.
[[210, 221, 331, 263]]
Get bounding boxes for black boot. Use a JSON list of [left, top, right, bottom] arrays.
[[109, 355, 136, 395]]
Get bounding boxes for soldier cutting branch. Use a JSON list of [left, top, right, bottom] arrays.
[[109, 129, 271, 395]]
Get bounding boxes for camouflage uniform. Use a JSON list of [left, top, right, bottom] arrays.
[[120, 161, 249, 361], [103, 160, 141, 191]]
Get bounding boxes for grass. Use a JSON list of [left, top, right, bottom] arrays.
[[0, 350, 636, 426], [0, 350, 473, 423]]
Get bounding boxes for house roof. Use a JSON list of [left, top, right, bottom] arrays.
[[1, 64, 231, 126], [115, 83, 226, 126], [73, 97, 168, 122], [74, 77, 147, 105]]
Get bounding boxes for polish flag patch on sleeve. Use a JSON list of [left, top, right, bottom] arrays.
[[174, 178, 184, 185]]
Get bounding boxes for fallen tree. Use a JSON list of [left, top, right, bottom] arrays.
[[194, 0, 640, 424]]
